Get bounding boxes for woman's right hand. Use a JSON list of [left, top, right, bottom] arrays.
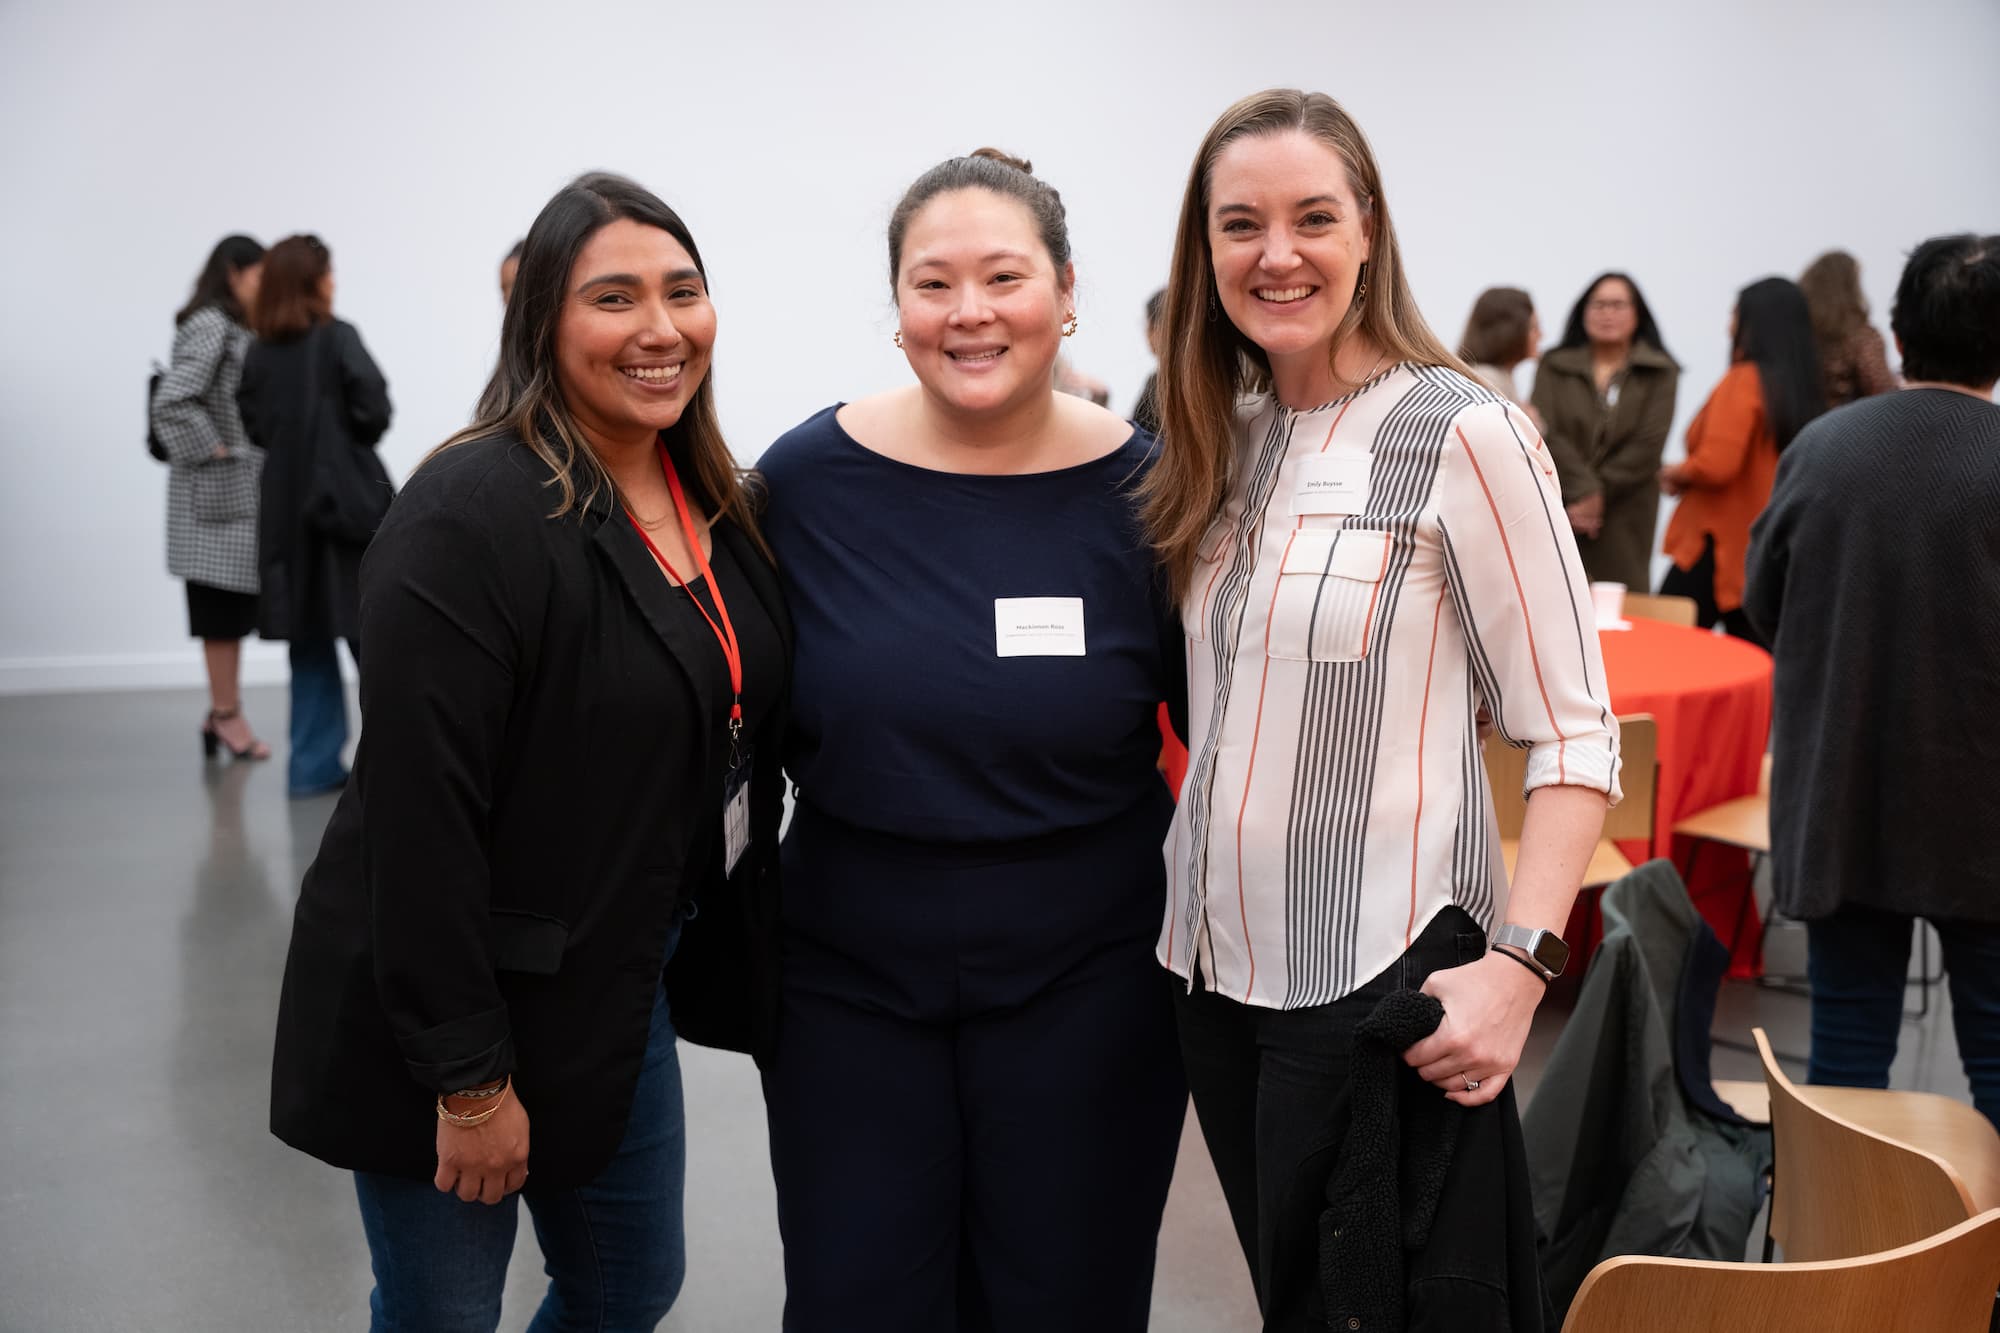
[[434, 1088, 531, 1205]]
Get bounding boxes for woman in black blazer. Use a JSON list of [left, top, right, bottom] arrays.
[[269, 173, 790, 1331]]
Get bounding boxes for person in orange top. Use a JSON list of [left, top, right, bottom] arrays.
[[1659, 277, 1825, 641]]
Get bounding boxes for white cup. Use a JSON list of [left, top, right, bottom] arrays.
[[1590, 581, 1627, 628]]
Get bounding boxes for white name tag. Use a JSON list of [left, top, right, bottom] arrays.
[[1291, 453, 1372, 516], [722, 761, 752, 876], [994, 597, 1086, 657]]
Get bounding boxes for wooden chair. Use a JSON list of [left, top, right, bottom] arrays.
[[1560, 1208, 2000, 1332], [1487, 714, 1656, 891], [1621, 591, 1699, 627], [1749, 1027, 1986, 1261]]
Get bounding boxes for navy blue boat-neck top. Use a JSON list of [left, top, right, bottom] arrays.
[[758, 405, 1183, 844]]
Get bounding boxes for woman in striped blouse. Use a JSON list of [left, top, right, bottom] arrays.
[[1139, 89, 1622, 1310]]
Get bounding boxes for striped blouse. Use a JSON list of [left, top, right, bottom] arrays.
[[1160, 363, 1622, 1010]]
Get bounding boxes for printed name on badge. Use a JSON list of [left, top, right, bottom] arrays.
[[1291, 453, 1373, 516], [994, 597, 1087, 658]]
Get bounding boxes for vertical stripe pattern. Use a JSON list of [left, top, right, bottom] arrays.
[[1162, 364, 1622, 1011]]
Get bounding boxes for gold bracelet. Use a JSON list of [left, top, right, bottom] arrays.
[[436, 1079, 511, 1127]]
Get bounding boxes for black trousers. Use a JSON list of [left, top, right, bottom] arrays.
[[1174, 907, 1486, 1325], [762, 799, 1186, 1332], [1659, 533, 1765, 646]]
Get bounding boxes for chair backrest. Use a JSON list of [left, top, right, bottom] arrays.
[[1600, 715, 1656, 843], [1561, 1208, 2000, 1333], [1483, 714, 1655, 843], [1756, 1028, 1976, 1260], [1622, 592, 1699, 627]]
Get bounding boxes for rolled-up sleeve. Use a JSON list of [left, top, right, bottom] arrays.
[[1437, 400, 1622, 804], [357, 485, 546, 1092]]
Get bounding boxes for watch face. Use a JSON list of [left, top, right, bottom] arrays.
[[1532, 931, 1571, 977]]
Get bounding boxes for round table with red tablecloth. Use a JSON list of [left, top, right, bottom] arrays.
[[1596, 617, 1773, 972]]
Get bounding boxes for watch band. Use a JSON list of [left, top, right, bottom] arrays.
[[1491, 945, 1549, 985], [1491, 923, 1568, 979]]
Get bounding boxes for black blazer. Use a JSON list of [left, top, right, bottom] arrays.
[[269, 435, 791, 1188], [238, 319, 394, 642]]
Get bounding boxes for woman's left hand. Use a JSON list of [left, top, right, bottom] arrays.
[[1403, 951, 1549, 1107]]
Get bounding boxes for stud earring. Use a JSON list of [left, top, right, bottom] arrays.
[[1061, 314, 1079, 338], [892, 330, 904, 348]]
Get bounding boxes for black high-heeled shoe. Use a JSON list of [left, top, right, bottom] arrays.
[[201, 708, 272, 761]]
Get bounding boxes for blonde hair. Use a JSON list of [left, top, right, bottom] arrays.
[[1139, 89, 1470, 598]]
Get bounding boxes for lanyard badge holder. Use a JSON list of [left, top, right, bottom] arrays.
[[626, 443, 752, 876]]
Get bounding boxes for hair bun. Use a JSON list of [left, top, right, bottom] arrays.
[[969, 146, 1033, 175]]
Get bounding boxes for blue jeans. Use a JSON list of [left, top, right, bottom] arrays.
[[353, 979, 687, 1332], [1806, 903, 2000, 1131], [288, 639, 351, 796]]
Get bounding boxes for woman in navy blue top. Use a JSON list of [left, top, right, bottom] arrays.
[[757, 148, 1186, 1332]]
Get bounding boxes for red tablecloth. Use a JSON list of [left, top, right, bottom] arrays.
[[1596, 619, 1773, 972]]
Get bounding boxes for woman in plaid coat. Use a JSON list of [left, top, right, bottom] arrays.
[[153, 235, 270, 761]]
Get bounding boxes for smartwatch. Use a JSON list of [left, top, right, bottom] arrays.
[[1491, 924, 1571, 981]]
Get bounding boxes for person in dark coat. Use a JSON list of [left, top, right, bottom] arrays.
[[268, 173, 792, 1330], [1745, 232, 2000, 1130], [1531, 273, 1681, 589], [237, 234, 393, 797]]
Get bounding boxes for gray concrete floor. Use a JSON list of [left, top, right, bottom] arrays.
[[0, 686, 1971, 1331]]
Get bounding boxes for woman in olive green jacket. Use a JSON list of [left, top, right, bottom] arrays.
[[1531, 273, 1680, 589]]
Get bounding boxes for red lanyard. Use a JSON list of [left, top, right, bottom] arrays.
[[625, 444, 744, 742]]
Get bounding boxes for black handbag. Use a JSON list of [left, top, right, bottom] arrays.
[[146, 361, 170, 461], [301, 324, 395, 544]]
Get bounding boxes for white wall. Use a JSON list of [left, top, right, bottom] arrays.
[[3, 0, 1995, 692]]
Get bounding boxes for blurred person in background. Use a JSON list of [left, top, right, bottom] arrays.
[[153, 234, 270, 761], [1458, 284, 1542, 419], [499, 238, 524, 304], [1531, 272, 1679, 588], [1659, 277, 1825, 642], [1800, 249, 1897, 407], [1132, 286, 1167, 435], [239, 234, 393, 797], [1746, 234, 2000, 1128]]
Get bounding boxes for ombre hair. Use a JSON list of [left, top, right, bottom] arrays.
[[430, 173, 763, 550], [1139, 89, 1469, 597]]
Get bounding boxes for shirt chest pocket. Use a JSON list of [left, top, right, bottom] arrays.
[[1185, 521, 1234, 644], [1266, 528, 1392, 662]]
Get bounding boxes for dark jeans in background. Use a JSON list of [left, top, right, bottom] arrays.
[[1658, 533, 1764, 646], [288, 638, 353, 796], [351, 972, 686, 1333], [1806, 902, 2000, 1131], [1174, 906, 1486, 1319]]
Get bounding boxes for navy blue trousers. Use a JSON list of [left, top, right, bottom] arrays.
[[762, 797, 1186, 1332]]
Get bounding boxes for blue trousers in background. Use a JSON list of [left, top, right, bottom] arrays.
[[287, 638, 352, 796], [352, 978, 687, 1333], [1806, 902, 2000, 1131]]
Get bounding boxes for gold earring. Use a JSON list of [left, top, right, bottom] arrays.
[[1353, 263, 1369, 306], [1061, 314, 1079, 338], [892, 330, 904, 348]]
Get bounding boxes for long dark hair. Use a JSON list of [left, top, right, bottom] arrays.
[[175, 235, 264, 326], [1555, 271, 1672, 360], [1733, 276, 1826, 452], [432, 173, 763, 550]]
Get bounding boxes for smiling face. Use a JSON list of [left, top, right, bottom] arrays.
[[1207, 130, 1373, 385], [895, 188, 1073, 418], [554, 217, 715, 450], [1582, 277, 1638, 348]]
